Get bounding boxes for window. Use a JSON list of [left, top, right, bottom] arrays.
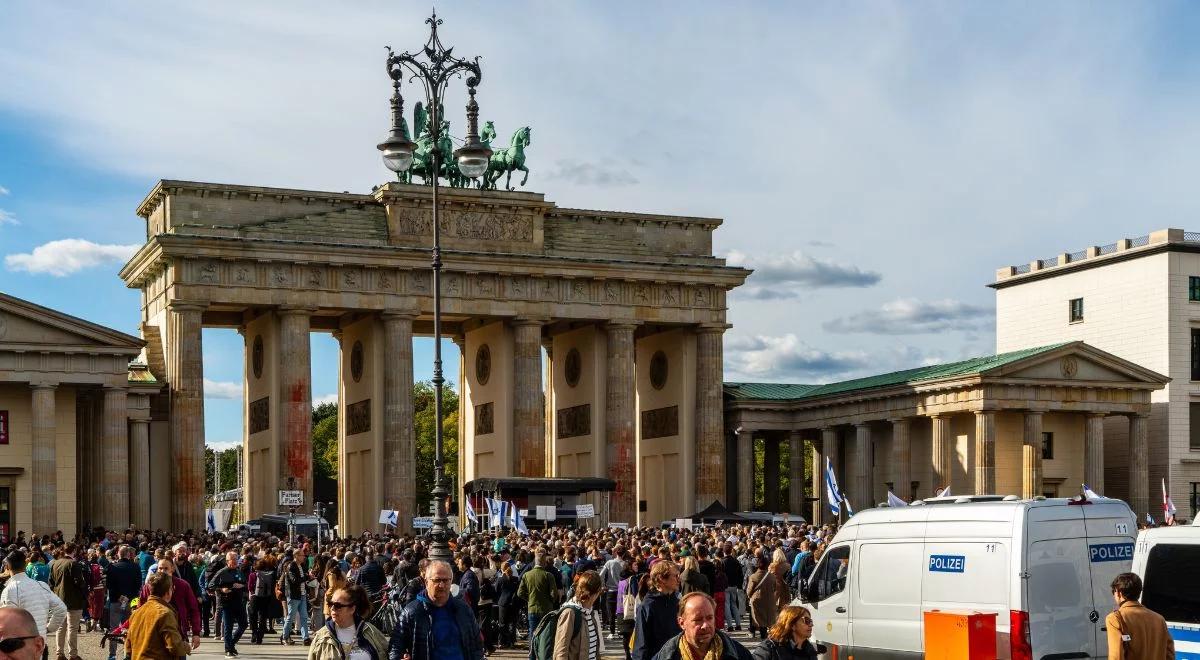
[[1191, 405, 1200, 450], [810, 544, 850, 602], [1193, 329, 1200, 381], [1191, 277, 1200, 301], [1041, 431, 1054, 460], [1142, 544, 1200, 624], [1068, 298, 1084, 323]]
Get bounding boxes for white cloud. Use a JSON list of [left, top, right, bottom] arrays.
[[203, 379, 242, 400], [206, 440, 243, 452], [727, 250, 882, 299], [823, 298, 995, 335], [0, 210, 16, 226], [0, 186, 9, 195], [313, 393, 338, 407], [725, 334, 872, 381], [546, 159, 638, 187], [4, 239, 139, 276]]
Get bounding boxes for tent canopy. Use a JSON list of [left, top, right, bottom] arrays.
[[687, 500, 746, 522], [462, 477, 616, 496]]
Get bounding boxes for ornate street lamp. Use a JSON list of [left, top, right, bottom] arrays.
[[377, 11, 491, 563]]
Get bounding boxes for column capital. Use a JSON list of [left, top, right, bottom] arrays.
[[102, 384, 129, 393], [695, 323, 731, 335], [605, 319, 641, 331], [854, 421, 873, 429], [886, 416, 910, 424], [511, 316, 548, 327], [1087, 411, 1109, 419], [276, 305, 318, 317], [380, 309, 419, 321], [1127, 411, 1150, 419], [128, 416, 151, 426], [168, 300, 207, 312], [30, 382, 58, 391]]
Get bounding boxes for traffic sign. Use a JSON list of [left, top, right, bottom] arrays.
[[278, 490, 304, 507]]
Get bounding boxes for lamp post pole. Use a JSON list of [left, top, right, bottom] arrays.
[[377, 11, 491, 563]]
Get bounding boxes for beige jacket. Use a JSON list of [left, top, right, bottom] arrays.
[[552, 603, 604, 660], [1105, 600, 1174, 660]]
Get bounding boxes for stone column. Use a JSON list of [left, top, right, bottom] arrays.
[[1085, 413, 1105, 494], [930, 414, 952, 495], [101, 386, 130, 529], [453, 335, 466, 522], [1022, 411, 1044, 500], [129, 415, 152, 529], [694, 325, 726, 510], [169, 302, 206, 531], [811, 432, 825, 524], [736, 428, 754, 512], [512, 318, 544, 477], [382, 312, 416, 532], [1128, 413, 1149, 516], [764, 436, 780, 512], [277, 307, 314, 507], [974, 410, 997, 495], [605, 321, 638, 524], [853, 424, 872, 510], [823, 428, 840, 516], [30, 384, 57, 535], [890, 418, 911, 501], [789, 431, 805, 514], [543, 338, 555, 477]]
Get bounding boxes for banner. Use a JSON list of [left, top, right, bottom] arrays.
[[379, 510, 398, 526], [576, 504, 595, 519], [675, 518, 693, 530], [536, 505, 556, 521], [413, 517, 434, 529]]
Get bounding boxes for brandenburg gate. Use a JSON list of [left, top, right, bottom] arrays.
[[120, 179, 750, 532]]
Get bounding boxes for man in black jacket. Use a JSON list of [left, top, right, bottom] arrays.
[[388, 560, 483, 660], [720, 544, 744, 633], [632, 561, 682, 660], [210, 551, 248, 658], [105, 546, 141, 660]]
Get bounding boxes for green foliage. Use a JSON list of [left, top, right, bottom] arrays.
[[312, 401, 337, 426], [312, 414, 338, 482], [752, 437, 813, 513], [204, 446, 240, 494]]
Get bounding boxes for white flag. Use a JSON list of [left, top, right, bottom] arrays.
[[1163, 479, 1177, 524], [1083, 484, 1104, 501], [824, 457, 843, 516], [935, 486, 951, 497], [886, 491, 908, 508]]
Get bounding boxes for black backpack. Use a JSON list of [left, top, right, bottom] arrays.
[[253, 569, 275, 598]]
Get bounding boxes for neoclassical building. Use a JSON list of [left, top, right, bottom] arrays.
[[724, 342, 1169, 523], [0, 292, 164, 536], [119, 179, 751, 531]]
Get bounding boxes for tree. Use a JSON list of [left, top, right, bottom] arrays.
[[205, 446, 240, 494], [312, 404, 338, 482], [414, 380, 459, 515]]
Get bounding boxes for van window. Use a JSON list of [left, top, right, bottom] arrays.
[[1142, 544, 1200, 624], [812, 545, 850, 601]]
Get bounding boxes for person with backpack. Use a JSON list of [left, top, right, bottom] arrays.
[[517, 553, 560, 638], [386, 560, 484, 660], [493, 561, 518, 649], [47, 544, 88, 660], [530, 570, 601, 660], [247, 557, 275, 645]]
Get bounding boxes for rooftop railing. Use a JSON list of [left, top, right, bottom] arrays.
[[996, 229, 1193, 281]]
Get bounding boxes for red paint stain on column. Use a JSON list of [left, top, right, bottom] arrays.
[[287, 381, 310, 479]]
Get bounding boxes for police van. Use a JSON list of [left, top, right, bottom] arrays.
[[1131, 518, 1200, 658], [798, 495, 1137, 659]]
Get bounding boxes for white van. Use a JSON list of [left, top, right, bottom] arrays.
[[798, 495, 1137, 659], [1131, 520, 1200, 658]]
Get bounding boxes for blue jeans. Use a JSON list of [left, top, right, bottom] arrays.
[[282, 598, 309, 641], [528, 612, 545, 636], [221, 601, 247, 653]]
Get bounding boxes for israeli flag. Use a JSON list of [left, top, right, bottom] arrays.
[[1145, 512, 1154, 526], [206, 509, 216, 533], [1163, 478, 1177, 524], [465, 499, 479, 525], [824, 457, 843, 516], [1082, 484, 1104, 501], [842, 495, 855, 517], [485, 498, 502, 527], [511, 506, 529, 535], [886, 491, 908, 508]]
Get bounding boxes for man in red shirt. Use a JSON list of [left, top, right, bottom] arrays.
[[139, 559, 202, 650]]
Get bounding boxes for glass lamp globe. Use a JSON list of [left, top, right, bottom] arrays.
[[455, 143, 492, 179], [377, 134, 415, 173]]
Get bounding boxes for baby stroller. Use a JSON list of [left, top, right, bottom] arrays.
[[100, 597, 140, 660]]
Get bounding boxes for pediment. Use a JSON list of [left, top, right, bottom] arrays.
[[985, 342, 1169, 385], [0, 292, 143, 353]]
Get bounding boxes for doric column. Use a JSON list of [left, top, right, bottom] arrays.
[[811, 432, 825, 524], [1022, 411, 1044, 500], [277, 307, 314, 507], [1085, 413, 1105, 494], [101, 386, 130, 529], [129, 415, 151, 529], [694, 325, 726, 510], [382, 311, 416, 532], [788, 431, 804, 514], [512, 318, 544, 477], [453, 335, 466, 520], [931, 414, 952, 495], [543, 338, 555, 477], [890, 418, 911, 501], [605, 321, 638, 523], [30, 384, 57, 535], [1128, 413, 1149, 516], [764, 436, 780, 512], [974, 410, 997, 495], [823, 427, 840, 518], [736, 427, 754, 512], [169, 301, 206, 531], [853, 423, 872, 510]]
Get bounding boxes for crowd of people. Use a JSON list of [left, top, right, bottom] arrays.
[[0, 520, 844, 660]]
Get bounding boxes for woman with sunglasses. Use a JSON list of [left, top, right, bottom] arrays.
[[750, 605, 825, 660], [307, 584, 387, 660]]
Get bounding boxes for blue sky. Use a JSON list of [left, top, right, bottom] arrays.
[[5, 2, 1200, 449]]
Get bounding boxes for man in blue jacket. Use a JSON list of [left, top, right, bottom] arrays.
[[388, 560, 483, 660]]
